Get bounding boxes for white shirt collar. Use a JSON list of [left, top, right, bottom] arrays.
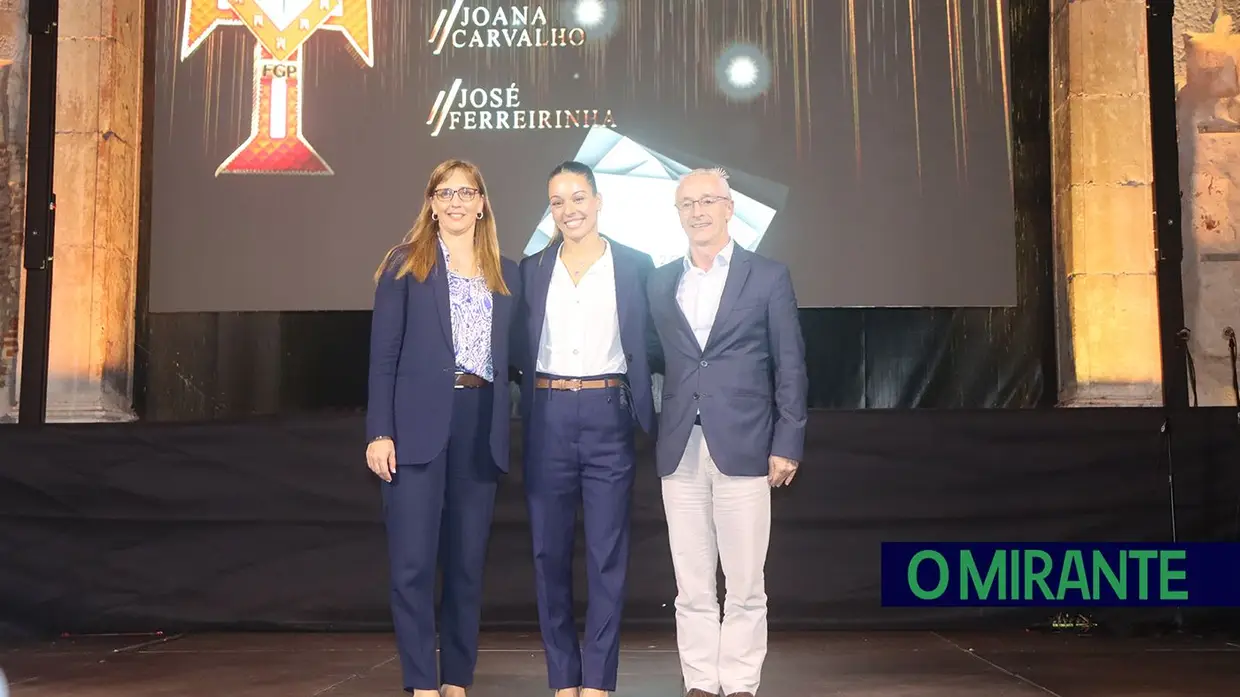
[[557, 235, 613, 269], [684, 238, 735, 273]]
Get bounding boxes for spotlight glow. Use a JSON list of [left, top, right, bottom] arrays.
[[714, 44, 771, 102], [561, 0, 618, 42], [727, 57, 759, 88], [574, 0, 605, 27]]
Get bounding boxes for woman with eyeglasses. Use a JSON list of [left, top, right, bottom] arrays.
[[366, 159, 521, 697]]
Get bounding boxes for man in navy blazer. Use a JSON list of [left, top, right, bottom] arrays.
[[647, 167, 808, 697], [512, 161, 661, 697]]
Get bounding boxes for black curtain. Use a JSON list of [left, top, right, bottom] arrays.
[[2, 408, 1237, 637]]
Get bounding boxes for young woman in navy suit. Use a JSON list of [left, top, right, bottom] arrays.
[[513, 161, 661, 697]]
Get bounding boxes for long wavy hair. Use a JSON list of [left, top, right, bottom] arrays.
[[374, 159, 511, 295]]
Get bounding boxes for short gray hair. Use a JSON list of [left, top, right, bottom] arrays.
[[676, 167, 732, 198]]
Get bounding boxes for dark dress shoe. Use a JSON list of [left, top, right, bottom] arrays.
[[684, 690, 717, 697]]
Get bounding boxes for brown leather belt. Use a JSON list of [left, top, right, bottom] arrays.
[[454, 372, 489, 388], [535, 376, 624, 391]]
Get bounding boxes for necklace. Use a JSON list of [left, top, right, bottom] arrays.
[[560, 238, 603, 280], [449, 258, 481, 277], [564, 259, 592, 279]]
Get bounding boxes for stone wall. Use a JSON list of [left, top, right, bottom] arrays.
[[1175, 0, 1240, 81], [1176, 2, 1240, 406], [0, 0, 147, 422], [0, 0, 28, 420]]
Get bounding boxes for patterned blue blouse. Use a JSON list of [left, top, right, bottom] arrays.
[[440, 238, 494, 382]]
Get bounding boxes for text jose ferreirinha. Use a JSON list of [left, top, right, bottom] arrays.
[[880, 543, 1240, 606]]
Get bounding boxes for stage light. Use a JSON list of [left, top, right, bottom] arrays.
[[727, 56, 759, 88], [562, 0, 619, 43], [714, 44, 771, 102], [574, 0, 605, 27]]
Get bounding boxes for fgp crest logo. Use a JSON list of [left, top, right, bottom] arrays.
[[180, 0, 375, 176]]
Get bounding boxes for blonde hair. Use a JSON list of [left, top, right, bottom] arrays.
[[374, 159, 511, 295]]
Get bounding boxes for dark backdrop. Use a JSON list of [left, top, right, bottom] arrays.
[[134, 0, 1052, 421], [3, 408, 1238, 638]]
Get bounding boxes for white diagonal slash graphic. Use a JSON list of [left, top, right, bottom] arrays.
[[429, 0, 465, 55], [427, 79, 463, 137], [429, 9, 448, 43], [427, 91, 446, 125]]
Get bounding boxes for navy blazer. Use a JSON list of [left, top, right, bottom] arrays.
[[366, 244, 522, 472], [647, 246, 807, 478], [513, 237, 661, 438]]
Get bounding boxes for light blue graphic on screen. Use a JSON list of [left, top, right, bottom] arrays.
[[523, 129, 787, 266]]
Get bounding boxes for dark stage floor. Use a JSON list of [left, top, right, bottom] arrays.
[[2, 631, 1238, 696]]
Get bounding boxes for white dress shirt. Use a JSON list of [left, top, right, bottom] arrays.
[[676, 239, 736, 349], [536, 239, 628, 377]]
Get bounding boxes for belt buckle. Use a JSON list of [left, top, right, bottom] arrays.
[[566, 378, 582, 392], [454, 371, 465, 389]]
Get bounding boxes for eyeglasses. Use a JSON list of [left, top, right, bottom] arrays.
[[676, 195, 730, 212], [431, 187, 481, 202]]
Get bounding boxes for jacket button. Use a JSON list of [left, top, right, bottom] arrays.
[[700, 360, 708, 367], [693, 392, 700, 400]]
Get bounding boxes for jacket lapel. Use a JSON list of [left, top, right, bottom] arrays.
[[608, 239, 635, 347], [664, 262, 700, 356], [527, 242, 558, 354], [490, 274, 509, 355], [430, 244, 454, 348], [702, 250, 750, 353]]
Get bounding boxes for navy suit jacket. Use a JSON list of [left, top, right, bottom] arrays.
[[366, 244, 521, 472], [513, 237, 661, 440], [647, 246, 808, 478]]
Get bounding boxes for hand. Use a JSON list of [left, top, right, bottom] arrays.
[[367, 438, 397, 482], [768, 455, 798, 487]]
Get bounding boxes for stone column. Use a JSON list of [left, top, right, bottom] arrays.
[[0, 0, 29, 420], [1051, 0, 1165, 406], [46, 0, 146, 421]]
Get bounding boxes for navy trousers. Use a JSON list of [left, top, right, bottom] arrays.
[[382, 385, 498, 691], [524, 378, 637, 691]]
